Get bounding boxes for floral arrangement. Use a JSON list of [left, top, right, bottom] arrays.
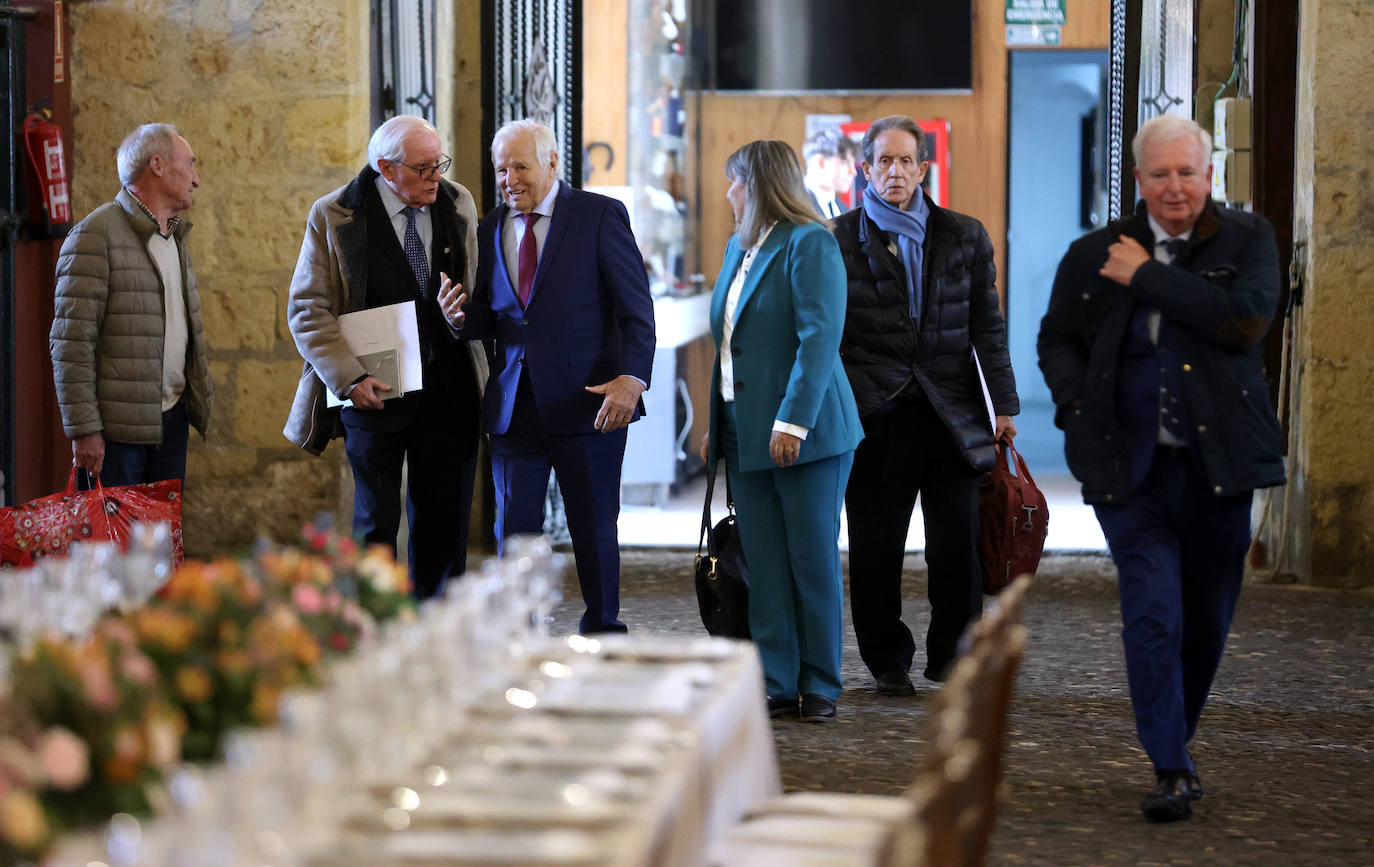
[[0, 521, 418, 863], [5, 619, 185, 837]]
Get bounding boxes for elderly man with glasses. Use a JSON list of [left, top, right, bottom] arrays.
[[285, 114, 487, 599]]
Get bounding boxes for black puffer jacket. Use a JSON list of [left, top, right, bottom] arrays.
[[833, 196, 1019, 472], [1037, 201, 1285, 504]]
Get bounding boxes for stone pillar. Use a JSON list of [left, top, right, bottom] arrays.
[[68, 0, 371, 558], [1283, 0, 1374, 587]]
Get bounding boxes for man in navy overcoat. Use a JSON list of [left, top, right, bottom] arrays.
[[1038, 115, 1285, 822]]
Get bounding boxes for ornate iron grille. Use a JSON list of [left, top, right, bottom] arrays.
[[481, 0, 582, 208], [372, 0, 438, 127]]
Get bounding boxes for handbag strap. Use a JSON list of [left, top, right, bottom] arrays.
[[697, 456, 737, 559]]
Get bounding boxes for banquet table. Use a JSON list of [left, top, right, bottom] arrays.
[[49, 634, 782, 867]]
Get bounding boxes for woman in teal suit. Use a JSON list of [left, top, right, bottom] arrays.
[[700, 140, 863, 722]]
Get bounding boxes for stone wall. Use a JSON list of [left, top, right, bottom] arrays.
[[68, 0, 371, 557], [1289, 0, 1374, 586]]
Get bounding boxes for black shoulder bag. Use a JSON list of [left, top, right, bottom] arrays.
[[693, 457, 751, 639]]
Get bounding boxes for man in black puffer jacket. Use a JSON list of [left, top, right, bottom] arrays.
[[833, 116, 1019, 694], [1038, 115, 1283, 824]]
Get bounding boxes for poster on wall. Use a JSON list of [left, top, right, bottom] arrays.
[[841, 119, 951, 210], [802, 114, 856, 214]]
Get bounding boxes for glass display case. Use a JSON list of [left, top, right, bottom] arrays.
[[626, 0, 699, 297], [620, 0, 711, 500]]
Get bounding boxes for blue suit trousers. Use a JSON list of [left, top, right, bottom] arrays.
[[1095, 448, 1252, 773], [490, 373, 628, 634]]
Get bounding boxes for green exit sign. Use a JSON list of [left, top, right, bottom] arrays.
[[1006, 0, 1067, 26]]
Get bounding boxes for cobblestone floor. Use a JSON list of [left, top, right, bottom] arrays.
[[549, 550, 1374, 866]]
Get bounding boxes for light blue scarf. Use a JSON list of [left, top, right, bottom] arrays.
[[863, 186, 930, 320]]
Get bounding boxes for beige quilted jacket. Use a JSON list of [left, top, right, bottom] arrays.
[[49, 188, 214, 444]]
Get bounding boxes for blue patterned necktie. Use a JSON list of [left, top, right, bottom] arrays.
[[402, 206, 430, 291], [1161, 237, 1186, 264]]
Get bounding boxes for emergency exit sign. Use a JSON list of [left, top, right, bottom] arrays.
[[1006, 0, 1066, 45]]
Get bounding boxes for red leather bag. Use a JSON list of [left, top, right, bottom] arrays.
[[979, 442, 1049, 594], [0, 469, 183, 567]]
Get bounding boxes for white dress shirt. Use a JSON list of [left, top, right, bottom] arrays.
[[719, 225, 809, 440], [375, 176, 432, 267]]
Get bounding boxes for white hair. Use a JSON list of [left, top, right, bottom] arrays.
[[367, 115, 439, 172], [1132, 114, 1212, 166], [116, 123, 180, 185], [490, 118, 558, 168]]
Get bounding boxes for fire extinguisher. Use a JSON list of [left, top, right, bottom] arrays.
[[23, 108, 72, 237]]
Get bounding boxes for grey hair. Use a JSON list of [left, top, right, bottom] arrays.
[[491, 118, 559, 168], [368, 115, 439, 172], [116, 123, 180, 186], [861, 115, 927, 166], [1132, 114, 1212, 165]]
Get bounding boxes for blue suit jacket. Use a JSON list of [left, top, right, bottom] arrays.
[[468, 181, 656, 435], [708, 221, 863, 473]]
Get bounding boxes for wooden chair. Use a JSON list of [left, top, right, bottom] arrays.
[[708, 575, 1032, 867]]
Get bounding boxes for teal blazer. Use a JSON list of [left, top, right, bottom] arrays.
[[708, 221, 863, 473]]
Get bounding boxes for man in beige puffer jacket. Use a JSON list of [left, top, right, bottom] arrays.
[[49, 123, 214, 487]]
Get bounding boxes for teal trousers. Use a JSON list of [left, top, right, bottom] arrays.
[[720, 403, 853, 701]]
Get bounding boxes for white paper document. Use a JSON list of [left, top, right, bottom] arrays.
[[325, 300, 424, 408]]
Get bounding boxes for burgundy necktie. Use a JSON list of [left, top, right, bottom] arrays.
[[517, 213, 540, 308]]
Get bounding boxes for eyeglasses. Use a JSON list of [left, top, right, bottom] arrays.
[[400, 155, 452, 179]]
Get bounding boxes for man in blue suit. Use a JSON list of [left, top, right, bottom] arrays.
[[1038, 115, 1285, 822], [443, 118, 655, 633]]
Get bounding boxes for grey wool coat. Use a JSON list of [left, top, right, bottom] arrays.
[[49, 187, 215, 444]]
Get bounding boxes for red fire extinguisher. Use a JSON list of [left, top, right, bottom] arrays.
[[23, 108, 72, 236]]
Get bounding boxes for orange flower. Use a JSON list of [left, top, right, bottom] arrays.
[[0, 790, 49, 851], [104, 726, 146, 785], [249, 682, 282, 725], [216, 649, 252, 676], [174, 666, 214, 704]]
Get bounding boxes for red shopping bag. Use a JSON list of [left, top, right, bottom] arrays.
[[979, 442, 1049, 595], [0, 468, 183, 567]]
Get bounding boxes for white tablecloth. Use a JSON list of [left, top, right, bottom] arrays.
[[51, 635, 781, 867]]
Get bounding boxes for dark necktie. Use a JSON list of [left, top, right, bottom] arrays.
[[402, 206, 429, 292], [1156, 236, 1191, 442], [517, 213, 540, 308]]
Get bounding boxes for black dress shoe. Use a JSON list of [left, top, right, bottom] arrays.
[[1141, 771, 1199, 822], [1185, 770, 1204, 801], [799, 694, 837, 723], [874, 670, 916, 696], [767, 696, 799, 719]]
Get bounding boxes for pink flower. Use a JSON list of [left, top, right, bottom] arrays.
[[323, 588, 343, 613], [78, 661, 119, 712], [291, 583, 324, 615], [121, 651, 158, 686], [36, 728, 89, 791], [99, 619, 137, 648]]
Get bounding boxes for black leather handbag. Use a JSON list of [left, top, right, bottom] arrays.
[[694, 458, 751, 639]]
